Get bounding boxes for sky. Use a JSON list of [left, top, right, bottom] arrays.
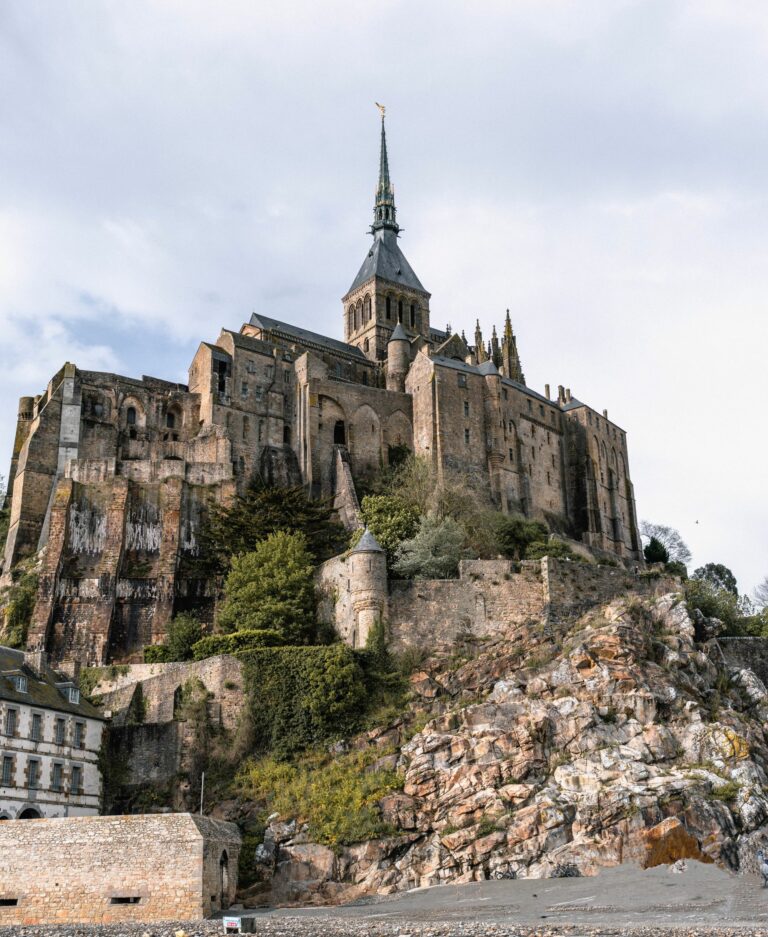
[[0, 0, 766, 595]]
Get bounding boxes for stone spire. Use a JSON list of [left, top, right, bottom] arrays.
[[372, 111, 399, 234], [491, 325, 502, 369], [474, 320, 486, 363], [501, 309, 525, 384]]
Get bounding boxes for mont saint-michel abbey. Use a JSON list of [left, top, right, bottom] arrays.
[[1, 116, 642, 665]]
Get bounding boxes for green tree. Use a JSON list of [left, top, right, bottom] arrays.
[[640, 521, 691, 565], [692, 563, 738, 596], [524, 537, 585, 562], [199, 479, 346, 575], [393, 515, 466, 580], [685, 578, 741, 631], [493, 515, 549, 560], [644, 536, 669, 564], [166, 613, 203, 661], [359, 495, 420, 566], [218, 531, 316, 642]]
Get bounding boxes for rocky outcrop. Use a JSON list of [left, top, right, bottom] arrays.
[[247, 593, 768, 905]]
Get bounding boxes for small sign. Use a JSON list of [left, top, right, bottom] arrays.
[[223, 917, 241, 933]]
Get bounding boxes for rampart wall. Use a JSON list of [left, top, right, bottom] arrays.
[[0, 813, 240, 925]]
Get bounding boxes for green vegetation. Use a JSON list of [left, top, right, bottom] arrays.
[[0, 563, 39, 648], [692, 563, 738, 596], [0, 474, 9, 548], [218, 531, 316, 643], [640, 521, 692, 566], [359, 494, 420, 566], [192, 628, 284, 659], [199, 479, 346, 575], [165, 613, 202, 661], [493, 516, 549, 560], [237, 748, 402, 850], [239, 644, 368, 759], [524, 537, 587, 562], [644, 536, 669, 565], [710, 779, 740, 803], [143, 643, 170, 663], [393, 515, 466, 579]]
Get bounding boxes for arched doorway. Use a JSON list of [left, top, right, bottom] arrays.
[[333, 420, 346, 445], [17, 807, 41, 819], [219, 851, 230, 909]]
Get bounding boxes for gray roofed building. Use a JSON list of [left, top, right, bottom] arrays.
[[249, 312, 368, 360]]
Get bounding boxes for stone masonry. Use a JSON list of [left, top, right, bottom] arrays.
[[0, 813, 241, 925]]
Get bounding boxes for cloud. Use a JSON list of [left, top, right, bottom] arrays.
[[1, 0, 766, 591]]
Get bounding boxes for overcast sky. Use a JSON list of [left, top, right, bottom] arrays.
[[1, 0, 766, 594]]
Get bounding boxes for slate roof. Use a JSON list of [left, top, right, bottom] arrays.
[[389, 322, 409, 342], [0, 646, 104, 719], [351, 528, 385, 554], [347, 228, 428, 296], [249, 313, 367, 361]]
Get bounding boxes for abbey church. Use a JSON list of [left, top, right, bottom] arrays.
[[1, 116, 643, 666]]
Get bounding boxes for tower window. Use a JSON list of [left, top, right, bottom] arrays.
[[385, 296, 391, 320], [410, 304, 415, 327], [509, 448, 514, 462], [126, 407, 136, 426], [166, 412, 176, 429], [463, 401, 469, 418], [457, 374, 467, 388], [397, 299, 403, 323], [283, 425, 291, 445], [464, 428, 470, 444]]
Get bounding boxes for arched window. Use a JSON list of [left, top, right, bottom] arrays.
[[397, 299, 403, 323], [410, 304, 416, 328], [334, 420, 346, 445], [126, 407, 136, 426], [385, 296, 391, 320], [166, 412, 175, 429], [364, 295, 371, 322], [348, 305, 355, 332]]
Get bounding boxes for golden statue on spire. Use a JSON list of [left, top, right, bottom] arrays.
[[375, 102, 386, 118]]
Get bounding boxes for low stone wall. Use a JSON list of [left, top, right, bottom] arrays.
[[97, 655, 244, 731], [719, 637, 768, 687], [0, 813, 240, 925]]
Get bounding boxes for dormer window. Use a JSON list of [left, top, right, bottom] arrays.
[[68, 687, 80, 705], [13, 675, 27, 693]]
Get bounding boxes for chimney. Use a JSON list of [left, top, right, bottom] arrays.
[[58, 659, 82, 681], [557, 385, 565, 405], [603, 408, 608, 419], [566, 388, 572, 403], [23, 649, 48, 676], [544, 383, 550, 400]]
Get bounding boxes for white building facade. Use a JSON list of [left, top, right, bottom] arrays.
[[0, 647, 104, 819]]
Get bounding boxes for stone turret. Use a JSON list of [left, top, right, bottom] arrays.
[[386, 322, 410, 392], [348, 528, 387, 648]]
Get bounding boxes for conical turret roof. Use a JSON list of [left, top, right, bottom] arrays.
[[351, 527, 385, 554]]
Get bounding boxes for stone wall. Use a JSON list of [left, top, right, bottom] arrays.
[[0, 813, 241, 925], [719, 637, 768, 687]]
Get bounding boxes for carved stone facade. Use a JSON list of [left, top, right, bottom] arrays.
[[1, 116, 642, 666]]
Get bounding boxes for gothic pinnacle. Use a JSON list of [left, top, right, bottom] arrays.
[[371, 105, 399, 234]]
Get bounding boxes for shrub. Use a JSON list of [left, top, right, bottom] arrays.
[[166, 613, 202, 662], [685, 579, 741, 632], [0, 565, 39, 648], [524, 538, 586, 562], [218, 531, 316, 642], [192, 628, 284, 660], [393, 515, 467, 579], [239, 644, 367, 758], [493, 515, 549, 560], [238, 748, 402, 850], [144, 644, 170, 663], [692, 563, 738, 596], [665, 560, 688, 579], [359, 494, 420, 566]]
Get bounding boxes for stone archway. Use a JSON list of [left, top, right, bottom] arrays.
[[17, 807, 41, 819]]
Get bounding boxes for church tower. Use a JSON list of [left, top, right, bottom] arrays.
[[342, 109, 431, 362]]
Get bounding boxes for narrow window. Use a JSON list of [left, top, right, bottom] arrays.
[[242, 417, 249, 441], [110, 896, 141, 905], [508, 448, 514, 462], [503, 389, 508, 400], [283, 425, 291, 445], [28, 759, 40, 789], [551, 454, 556, 467], [539, 404, 545, 417], [51, 762, 63, 791], [531, 446, 535, 460], [464, 428, 470, 445], [257, 421, 263, 442], [54, 718, 65, 745], [527, 399, 532, 412], [463, 401, 470, 418], [385, 296, 391, 320], [30, 714, 42, 742], [547, 472, 551, 485], [126, 406, 136, 426], [74, 722, 85, 748], [362, 371, 368, 385], [4, 709, 17, 736], [1, 755, 13, 785], [71, 765, 82, 794], [166, 412, 175, 429], [14, 675, 27, 693], [397, 300, 403, 323], [266, 365, 273, 379], [410, 304, 416, 327], [254, 387, 263, 402], [0, 899, 18, 907], [283, 370, 290, 384], [458, 374, 467, 388]]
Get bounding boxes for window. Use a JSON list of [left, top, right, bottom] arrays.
[[65, 687, 80, 705], [51, 762, 63, 791], [242, 417, 249, 441], [531, 447, 536, 460], [74, 722, 85, 748], [363, 338, 369, 352], [551, 454, 556, 467], [13, 675, 27, 693], [527, 399, 532, 412], [54, 718, 65, 745], [266, 365, 273, 379], [71, 765, 82, 794], [283, 370, 290, 384], [464, 428, 470, 445], [410, 304, 416, 327], [4, 709, 17, 736], [539, 404, 545, 417], [254, 387, 263, 402], [1, 756, 12, 786], [166, 412, 175, 429], [30, 713, 42, 742], [397, 299, 403, 322], [503, 389, 508, 400], [126, 406, 137, 427], [508, 449, 514, 462], [28, 759, 40, 789], [385, 296, 391, 320], [547, 472, 551, 485], [257, 421, 263, 443], [458, 374, 467, 388], [111, 897, 141, 905], [463, 401, 470, 418], [241, 382, 248, 398]]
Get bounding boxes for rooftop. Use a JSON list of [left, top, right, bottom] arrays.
[[249, 313, 368, 361]]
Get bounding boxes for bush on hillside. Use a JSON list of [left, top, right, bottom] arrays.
[[359, 494, 420, 566], [393, 515, 467, 580], [493, 515, 549, 560], [192, 628, 284, 660], [143, 644, 170, 663], [524, 538, 586, 562], [165, 613, 202, 661], [218, 531, 316, 643]]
